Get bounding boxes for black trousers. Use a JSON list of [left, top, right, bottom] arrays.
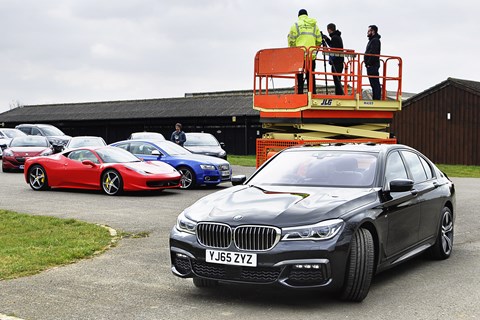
[[366, 65, 381, 100], [297, 60, 316, 94], [331, 61, 344, 95]]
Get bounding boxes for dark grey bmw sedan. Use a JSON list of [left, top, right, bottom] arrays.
[[170, 144, 455, 302]]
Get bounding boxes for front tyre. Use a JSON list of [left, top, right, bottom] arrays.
[[28, 165, 49, 191], [101, 169, 123, 196], [428, 207, 454, 260], [340, 228, 375, 302], [178, 166, 196, 189]]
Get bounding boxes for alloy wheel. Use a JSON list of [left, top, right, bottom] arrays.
[[441, 210, 454, 255], [102, 170, 122, 195], [179, 168, 194, 189], [29, 165, 48, 190]]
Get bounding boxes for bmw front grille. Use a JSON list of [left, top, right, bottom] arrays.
[[196, 223, 280, 251], [196, 223, 232, 249]]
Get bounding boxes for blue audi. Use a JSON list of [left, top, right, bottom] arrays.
[[111, 139, 231, 189]]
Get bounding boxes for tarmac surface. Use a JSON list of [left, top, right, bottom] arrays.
[[0, 164, 479, 320]]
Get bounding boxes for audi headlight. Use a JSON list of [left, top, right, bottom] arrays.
[[176, 212, 197, 235], [282, 219, 344, 241], [200, 164, 216, 170]]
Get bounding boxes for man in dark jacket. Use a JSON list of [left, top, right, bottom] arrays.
[[171, 123, 186, 147], [365, 25, 381, 100], [323, 23, 344, 95]]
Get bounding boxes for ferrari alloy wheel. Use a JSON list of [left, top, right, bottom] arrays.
[[340, 228, 375, 302], [428, 207, 454, 260], [178, 166, 196, 189], [28, 165, 49, 191], [101, 170, 123, 196]]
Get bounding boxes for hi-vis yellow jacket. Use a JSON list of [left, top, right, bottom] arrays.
[[288, 14, 323, 58]]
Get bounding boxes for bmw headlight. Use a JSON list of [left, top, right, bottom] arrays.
[[176, 212, 197, 235], [282, 219, 344, 241], [200, 164, 216, 170]]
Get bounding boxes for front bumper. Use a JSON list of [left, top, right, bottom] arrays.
[[197, 169, 231, 185], [170, 227, 350, 291], [2, 156, 27, 170]]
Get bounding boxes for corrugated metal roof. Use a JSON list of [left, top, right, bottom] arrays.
[[0, 85, 420, 123], [0, 94, 258, 123]]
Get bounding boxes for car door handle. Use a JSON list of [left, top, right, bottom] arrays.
[[433, 182, 440, 188], [410, 189, 419, 196]]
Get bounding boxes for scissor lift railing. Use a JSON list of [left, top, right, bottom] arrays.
[[253, 46, 403, 167]]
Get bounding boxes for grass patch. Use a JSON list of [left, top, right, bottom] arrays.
[[0, 210, 113, 280], [228, 155, 480, 178], [437, 164, 480, 178], [228, 155, 256, 167]]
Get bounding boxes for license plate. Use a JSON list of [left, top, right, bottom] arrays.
[[221, 170, 230, 177], [19, 165, 24, 169], [206, 249, 257, 267]]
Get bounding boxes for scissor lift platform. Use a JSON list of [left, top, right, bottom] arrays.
[[253, 46, 403, 167]]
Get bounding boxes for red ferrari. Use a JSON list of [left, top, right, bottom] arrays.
[[24, 146, 182, 195]]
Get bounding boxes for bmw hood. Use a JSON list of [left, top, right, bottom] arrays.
[[183, 184, 378, 227]]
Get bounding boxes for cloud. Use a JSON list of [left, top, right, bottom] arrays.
[[0, 0, 478, 113]]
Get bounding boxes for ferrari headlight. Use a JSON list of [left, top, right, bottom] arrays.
[[125, 165, 149, 175], [176, 212, 197, 235], [282, 219, 344, 241], [200, 164, 216, 170]]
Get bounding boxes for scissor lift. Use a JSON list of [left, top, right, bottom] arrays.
[[253, 46, 403, 167]]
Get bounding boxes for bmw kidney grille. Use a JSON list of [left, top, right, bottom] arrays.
[[196, 223, 280, 251]]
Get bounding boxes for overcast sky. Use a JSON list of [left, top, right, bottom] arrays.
[[0, 0, 478, 113]]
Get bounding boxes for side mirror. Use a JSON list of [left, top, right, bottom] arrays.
[[151, 150, 161, 157], [231, 175, 247, 186], [220, 142, 225, 147], [0, 144, 7, 151], [82, 160, 97, 167], [389, 179, 414, 192]]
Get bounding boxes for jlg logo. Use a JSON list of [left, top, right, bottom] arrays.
[[320, 99, 333, 106]]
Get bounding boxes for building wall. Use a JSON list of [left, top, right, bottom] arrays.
[[53, 116, 261, 155], [392, 85, 480, 165]]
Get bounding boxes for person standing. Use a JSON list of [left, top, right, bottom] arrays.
[[288, 9, 323, 94], [365, 25, 382, 100], [171, 123, 186, 146], [323, 23, 344, 95]]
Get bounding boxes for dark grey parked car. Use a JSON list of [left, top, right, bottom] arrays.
[[170, 144, 455, 302], [16, 124, 71, 152], [184, 132, 227, 159]]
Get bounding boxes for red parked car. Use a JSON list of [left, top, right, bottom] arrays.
[[2, 136, 53, 172], [24, 146, 182, 195]]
